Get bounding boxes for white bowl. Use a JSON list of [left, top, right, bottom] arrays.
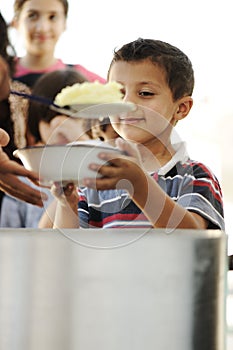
[[13, 140, 122, 186]]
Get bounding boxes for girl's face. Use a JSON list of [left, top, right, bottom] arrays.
[[108, 59, 192, 145], [14, 0, 66, 57]]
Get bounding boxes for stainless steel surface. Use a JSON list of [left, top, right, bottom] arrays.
[[0, 228, 227, 350], [227, 271, 233, 350]]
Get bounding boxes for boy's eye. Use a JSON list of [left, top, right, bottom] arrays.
[[139, 91, 155, 97]]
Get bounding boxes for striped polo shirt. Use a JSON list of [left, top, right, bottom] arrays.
[[78, 142, 224, 230]]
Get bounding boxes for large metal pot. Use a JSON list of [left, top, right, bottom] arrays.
[[0, 228, 227, 350]]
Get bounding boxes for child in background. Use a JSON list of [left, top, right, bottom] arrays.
[[84, 117, 119, 145], [38, 116, 119, 229], [26, 68, 90, 146], [41, 38, 225, 231], [0, 12, 48, 209], [0, 55, 45, 207], [11, 0, 105, 87], [0, 68, 90, 228]]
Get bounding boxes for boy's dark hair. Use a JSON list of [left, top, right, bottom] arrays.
[[28, 68, 87, 143], [108, 38, 194, 101]]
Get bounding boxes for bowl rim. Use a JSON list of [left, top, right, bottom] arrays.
[[13, 141, 121, 154]]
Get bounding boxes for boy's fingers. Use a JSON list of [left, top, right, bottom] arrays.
[[115, 137, 141, 159], [63, 183, 75, 196]]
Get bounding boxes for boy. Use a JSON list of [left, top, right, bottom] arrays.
[[46, 38, 224, 230]]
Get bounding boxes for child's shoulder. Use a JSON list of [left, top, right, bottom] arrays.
[[172, 158, 219, 180]]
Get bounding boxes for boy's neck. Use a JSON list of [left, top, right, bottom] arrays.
[[138, 140, 175, 172]]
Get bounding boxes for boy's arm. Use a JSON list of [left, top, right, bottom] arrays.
[[131, 171, 208, 229], [84, 139, 208, 230]]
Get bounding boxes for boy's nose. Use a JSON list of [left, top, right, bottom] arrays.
[[122, 92, 135, 104]]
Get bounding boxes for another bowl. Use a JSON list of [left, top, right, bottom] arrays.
[[13, 140, 122, 186]]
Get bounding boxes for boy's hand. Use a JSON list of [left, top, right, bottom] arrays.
[[51, 182, 79, 208], [83, 138, 147, 195], [50, 182, 79, 228]]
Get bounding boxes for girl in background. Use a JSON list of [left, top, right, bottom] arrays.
[[11, 0, 105, 87]]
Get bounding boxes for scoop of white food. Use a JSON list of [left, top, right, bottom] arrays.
[[54, 81, 124, 106]]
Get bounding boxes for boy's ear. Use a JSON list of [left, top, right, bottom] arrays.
[[174, 96, 193, 121]]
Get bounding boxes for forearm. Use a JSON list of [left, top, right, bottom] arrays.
[[53, 201, 79, 229], [132, 172, 207, 229], [38, 200, 57, 228]]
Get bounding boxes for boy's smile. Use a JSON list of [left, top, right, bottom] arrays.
[[119, 115, 145, 124]]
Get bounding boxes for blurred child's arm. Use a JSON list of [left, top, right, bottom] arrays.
[[38, 199, 57, 228], [48, 182, 79, 229]]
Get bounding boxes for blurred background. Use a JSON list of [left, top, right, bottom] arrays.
[[1, 0, 233, 254]]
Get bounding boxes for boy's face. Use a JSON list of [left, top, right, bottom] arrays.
[[108, 59, 191, 144]]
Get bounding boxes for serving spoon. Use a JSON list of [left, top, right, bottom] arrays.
[[10, 90, 135, 119]]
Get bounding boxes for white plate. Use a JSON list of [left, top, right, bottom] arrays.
[[14, 141, 123, 186], [50, 102, 136, 119]]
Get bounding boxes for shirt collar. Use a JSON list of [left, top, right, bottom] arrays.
[[157, 141, 190, 175]]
